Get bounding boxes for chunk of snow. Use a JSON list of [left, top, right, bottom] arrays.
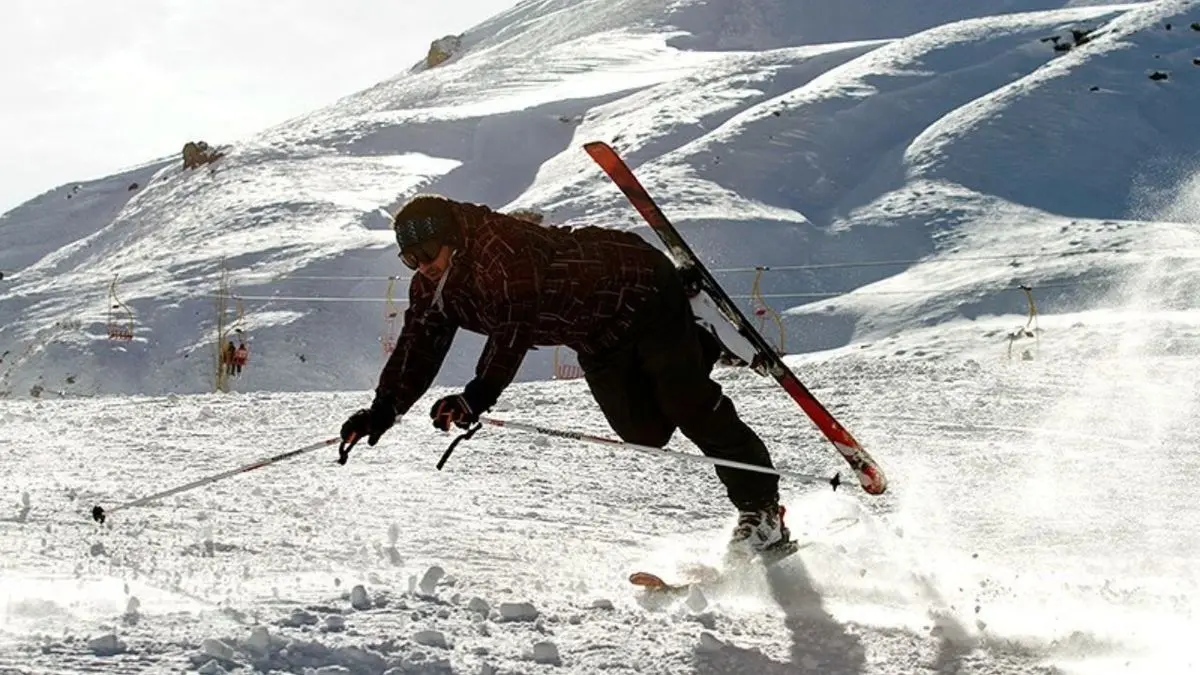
[[196, 660, 227, 675], [412, 629, 448, 648], [244, 626, 272, 654], [418, 565, 445, 595], [499, 601, 539, 622], [531, 641, 561, 665], [199, 638, 236, 661], [123, 596, 140, 624], [332, 645, 387, 671], [282, 609, 319, 626], [87, 633, 126, 656], [698, 632, 724, 653], [349, 584, 372, 610]]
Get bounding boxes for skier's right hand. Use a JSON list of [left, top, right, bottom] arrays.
[[338, 395, 398, 464]]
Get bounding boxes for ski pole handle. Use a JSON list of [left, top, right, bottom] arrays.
[[338, 432, 359, 465]]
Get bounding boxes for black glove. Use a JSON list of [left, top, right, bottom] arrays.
[[430, 379, 496, 432], [338, 395, 398, 464]]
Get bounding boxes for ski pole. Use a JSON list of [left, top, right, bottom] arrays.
[[438, 416, 840, 490], [91, 437, 340, 524]]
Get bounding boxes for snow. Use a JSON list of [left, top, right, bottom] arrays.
[[4, 355, 1199, 672], [3, 0, 1200, 672]]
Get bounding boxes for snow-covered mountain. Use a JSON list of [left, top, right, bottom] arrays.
[[5, 1, 1200, 673], [4, 0, 1194, 398]]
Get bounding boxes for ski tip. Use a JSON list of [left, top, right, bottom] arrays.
[[860, 467, 888, 495], [629, 571, 670, 589]]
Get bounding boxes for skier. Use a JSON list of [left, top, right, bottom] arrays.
[[339, 195, 790, 558]]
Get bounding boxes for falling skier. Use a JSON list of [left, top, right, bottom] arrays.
[[339, 194, 791, 560]]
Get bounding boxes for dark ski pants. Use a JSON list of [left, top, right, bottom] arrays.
[[578, 265, 779, 511]]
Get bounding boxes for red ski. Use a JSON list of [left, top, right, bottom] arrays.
[[583, 141, 887, 495]]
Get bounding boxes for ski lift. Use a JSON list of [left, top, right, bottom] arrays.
[[1006, 284, 1040, 360], [382, 276, 401, 355], [106, 276, 134, 340], [552, 346, 584, 380], [750, 267, 786, 355], [231, 295, 247, 337], [230, 296, 250, 368]]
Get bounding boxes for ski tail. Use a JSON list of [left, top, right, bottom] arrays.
[[583, 143, 703, 270], [583, 141, 886, 496]]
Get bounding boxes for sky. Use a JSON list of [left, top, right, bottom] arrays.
[[0, 0, 521, 215]]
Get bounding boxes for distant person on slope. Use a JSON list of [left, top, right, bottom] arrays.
[[234, 343, 249, 376], [338, 195, 788, 559], [224, 341, 237, 376]]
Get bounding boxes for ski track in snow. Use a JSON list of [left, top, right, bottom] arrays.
[[2, 342, 1198, 674]]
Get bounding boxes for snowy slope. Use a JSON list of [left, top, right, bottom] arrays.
[[3, 347, 1199, 674], [0, 0, 1167, 399]]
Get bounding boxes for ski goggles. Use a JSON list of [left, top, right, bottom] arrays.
[[400, 238, 444, 270]]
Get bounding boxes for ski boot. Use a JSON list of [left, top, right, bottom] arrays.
[[725, 504, 792, 565]]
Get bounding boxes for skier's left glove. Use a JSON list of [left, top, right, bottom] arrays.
[[430, 380, 496, 431], [338, 394, 398, 464]]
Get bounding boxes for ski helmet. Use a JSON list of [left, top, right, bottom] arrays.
[[391, 195, 460, 251]]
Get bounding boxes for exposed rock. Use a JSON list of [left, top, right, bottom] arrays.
[[426, 35, 462, 68], [182, 140, 223, 170]]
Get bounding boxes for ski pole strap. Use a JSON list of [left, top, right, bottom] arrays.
[[436, 422, 483, 470]]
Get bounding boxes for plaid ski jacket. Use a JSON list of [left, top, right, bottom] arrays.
[[377, 200, 671, 415]]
